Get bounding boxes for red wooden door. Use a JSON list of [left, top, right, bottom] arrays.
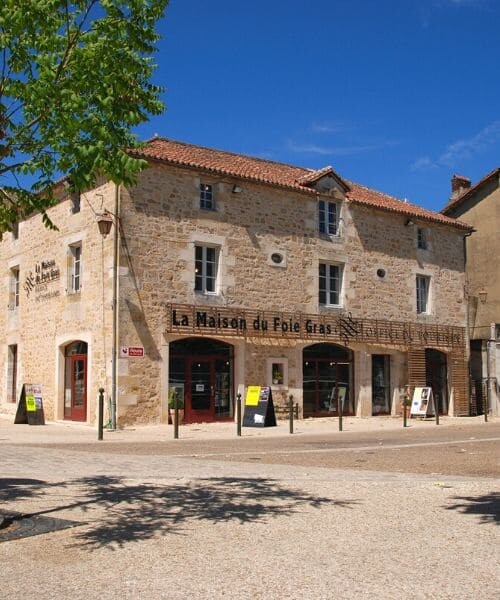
[[64, 354, 87, 421]]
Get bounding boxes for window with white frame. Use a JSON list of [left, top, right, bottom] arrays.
[[416, 275, 430, 314], [7, 344, 18, 403], [319, 263, 343, 306], [417, 227, 428, 250], [199, 183, 215, 210], [68, 243, 82, 293], [318, 200, 340, 236], [9, 266, 19, 309], [195, 245, 218, 294]]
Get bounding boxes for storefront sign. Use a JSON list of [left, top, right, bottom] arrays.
[[24, 259, 60, 297], [167, 304, 465, 349], [120, 346, 145, 358]]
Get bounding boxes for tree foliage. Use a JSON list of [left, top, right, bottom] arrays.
[[0, 0, 168, 231]]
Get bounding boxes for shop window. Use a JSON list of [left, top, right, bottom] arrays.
[[372, 355, 391, 415], [318, 200, 340, 236], [319, 262, 343, 307], [7, 344, 18, 403], [195, 245, 219, 294], [200, 183, 215, 210], [416, 275, 430, 314], [68, 243, 82, 294], [9, 266, 20, 310], [268, 359, 287, 387], [417, 228, 428, 250]]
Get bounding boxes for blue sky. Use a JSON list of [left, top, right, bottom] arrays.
[[135, 0, 499, 212]]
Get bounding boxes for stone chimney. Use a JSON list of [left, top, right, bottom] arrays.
[[451, 174, 471, 199]]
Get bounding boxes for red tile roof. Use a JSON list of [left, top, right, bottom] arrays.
[[442, 168, 500, 215], [131, 138, 472, 231]]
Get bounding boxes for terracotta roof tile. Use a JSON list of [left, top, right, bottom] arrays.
[[131, 138, 471, 231]]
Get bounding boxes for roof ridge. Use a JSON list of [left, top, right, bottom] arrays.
[[348, 179, 406, 203], [145, 136, 313, 174]]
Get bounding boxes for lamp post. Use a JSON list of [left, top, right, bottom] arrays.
[[96, 184, 120, 430]]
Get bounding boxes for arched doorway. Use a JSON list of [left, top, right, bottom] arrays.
[[425, 349, 448, 415], [64, 341, 88, 421], [169, 338, 233, 424], [303, 343, 354, 417]]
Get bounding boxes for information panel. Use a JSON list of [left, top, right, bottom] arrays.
[[14, 384, 45, 425], [242, 386, 277, 428], [410, 387, 435, 417]]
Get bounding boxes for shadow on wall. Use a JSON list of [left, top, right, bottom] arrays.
[[125, 299, 161, 361], [0, 475, 358, 549]]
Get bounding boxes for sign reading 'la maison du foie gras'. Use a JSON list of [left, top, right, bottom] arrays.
[[168, 304, 464, 348]]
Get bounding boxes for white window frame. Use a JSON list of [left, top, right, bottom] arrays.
[[319, 262, 343, 307], [416, 275, 430, 314], [318, 200, 340, 237], [194, 244, 219, 294], [9, 266, 20, 309], [200, 183, 215, 211], [68, 243, 82, 294]]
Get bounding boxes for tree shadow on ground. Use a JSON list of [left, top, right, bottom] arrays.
[[70, 476, 357, 550], [445, 492, 499, 525], [0, 475, 358, 549], [0, 478, 56, 503]]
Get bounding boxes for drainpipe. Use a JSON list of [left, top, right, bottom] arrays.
[[463, 229, 474, 414], [110, 183, 121, 430], [486, 323, 496, 418]]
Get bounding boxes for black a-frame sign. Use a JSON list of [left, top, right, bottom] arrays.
[[14, 384, 45, 426], [242, 386, 277, 428]]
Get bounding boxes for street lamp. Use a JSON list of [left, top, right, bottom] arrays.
[[96, 186, 120, 430], [96, 210, 113, 237]]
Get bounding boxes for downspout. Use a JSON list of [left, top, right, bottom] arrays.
[[111, 183, 121, 430], [463, 229, 473, 415]]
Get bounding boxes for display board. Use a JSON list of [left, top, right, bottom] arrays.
[[14, 384, 45, 425], [242, 386, 277, 427], [410, 386, 435, 417]]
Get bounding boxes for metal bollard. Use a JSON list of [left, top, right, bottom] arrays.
[[435, 401, 439, 426], [338, 395, 343, 432], [236, 393, 242, 437], [98, 388, 104, 441], [484, 388, 489, 422], [403, 401, 408, 428], [173, 398, 179, 439], [289, 394, 294, 434]]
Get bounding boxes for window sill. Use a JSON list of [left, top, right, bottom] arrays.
[[319, 233, 342, 243], [319, 304, 344, 312]]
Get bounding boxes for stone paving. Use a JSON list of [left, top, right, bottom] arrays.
[[1, 415, 499, 599]]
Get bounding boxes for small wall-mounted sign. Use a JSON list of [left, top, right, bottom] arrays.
[[120, 346, 145, 358]]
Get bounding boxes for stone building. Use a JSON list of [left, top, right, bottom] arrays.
[[0, 138, 472, 426], [442, 171, 500, 416]]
